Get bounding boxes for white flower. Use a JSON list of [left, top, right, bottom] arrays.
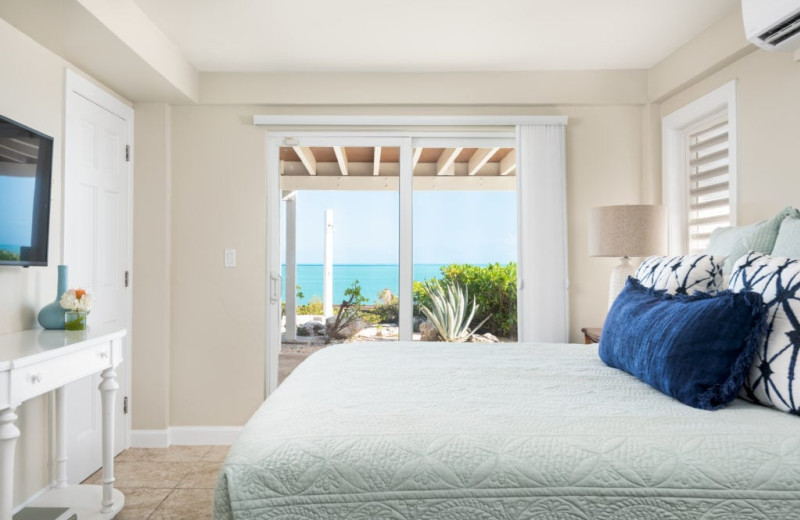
[[60, 288, 95, 312]]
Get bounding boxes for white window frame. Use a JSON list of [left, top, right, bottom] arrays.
[[258, 116, 568, 396], [662, 81, 738, 255]]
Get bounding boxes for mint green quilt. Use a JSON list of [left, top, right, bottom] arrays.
[[214, 342, 800, 519]]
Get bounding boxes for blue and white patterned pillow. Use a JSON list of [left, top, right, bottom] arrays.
[[730, 252, 800, 414], [635, 254, 726, 295]]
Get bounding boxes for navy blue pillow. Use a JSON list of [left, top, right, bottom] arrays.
[[599, 278, 766, 410]]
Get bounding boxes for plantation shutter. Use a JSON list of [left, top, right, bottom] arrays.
[[686, 118, 732, 254]]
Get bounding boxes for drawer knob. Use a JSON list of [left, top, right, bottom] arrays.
[[98, 351, 109, 359], [30, 373, 42, 384]]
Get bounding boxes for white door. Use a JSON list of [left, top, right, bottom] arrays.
[[63, 74, 131, 483]]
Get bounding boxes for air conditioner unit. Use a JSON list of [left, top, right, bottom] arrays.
[[743, 0, 800, 51]]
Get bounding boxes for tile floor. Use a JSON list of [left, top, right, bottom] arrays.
[[83, 445, 229, 519]]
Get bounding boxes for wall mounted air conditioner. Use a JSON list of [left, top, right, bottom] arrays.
[[743, 0, 800, 51]]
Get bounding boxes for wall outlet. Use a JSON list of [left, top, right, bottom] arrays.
[[224, 249, 236, 268]]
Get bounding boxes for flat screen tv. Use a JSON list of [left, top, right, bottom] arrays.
[[0, 115, 53, 267]]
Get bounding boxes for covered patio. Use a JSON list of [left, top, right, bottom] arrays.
[[281, 145, 517, 342]]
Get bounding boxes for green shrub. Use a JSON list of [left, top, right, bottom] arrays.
[[297, 295, 324, 315], [283, 285, 306, 316], [343, 280, 369, 308], [372, 294, 399, 324], [415, 263, 517, 338], [420, 281, 490, 342]]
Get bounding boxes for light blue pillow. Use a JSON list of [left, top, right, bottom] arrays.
[[772, 216, 800, 258], [705, 206, 800, 275]]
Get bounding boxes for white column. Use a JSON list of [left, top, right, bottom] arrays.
[[99, 366, 119, 513], [323, 209, 334, 318], [285, 193, 298, 340], [398, 138, 414, 341], [55, 387, 68, 488], [0, 407, 20, 520], [516, 123, 569, 343]]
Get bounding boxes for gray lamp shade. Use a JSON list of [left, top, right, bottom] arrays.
[[589, 205, 667, 258]]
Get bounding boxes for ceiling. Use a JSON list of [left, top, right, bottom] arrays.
[[131, 0, 739, 72], [280, 146, 515, 176]]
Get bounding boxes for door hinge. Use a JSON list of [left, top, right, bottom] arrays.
[[124, 270, 130, 288], [125, 144, 130, 162], [123, 396, 129, 415]]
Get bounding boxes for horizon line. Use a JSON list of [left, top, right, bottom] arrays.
[[281, 262, 513, 266]]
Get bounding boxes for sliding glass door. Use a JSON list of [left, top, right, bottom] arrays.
[[266, 132, 516, 392]]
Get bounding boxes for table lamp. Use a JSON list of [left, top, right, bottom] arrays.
[[589, 205, 667, 308]]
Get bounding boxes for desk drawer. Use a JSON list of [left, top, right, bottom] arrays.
[[10, 344, 112, 403]]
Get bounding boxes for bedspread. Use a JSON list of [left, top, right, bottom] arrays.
[[214, 342, 800, 519]]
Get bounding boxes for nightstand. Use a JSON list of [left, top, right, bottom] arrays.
[[581, 327, 601, 344]]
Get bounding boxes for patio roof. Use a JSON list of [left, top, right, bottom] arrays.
[[280, 146, 516, 191]]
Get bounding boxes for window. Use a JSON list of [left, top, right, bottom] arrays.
[[686, 117, 732, 253], [662, 81, 737, 255]]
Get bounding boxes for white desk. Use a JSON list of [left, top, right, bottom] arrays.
[[0, 326, 126, 520]]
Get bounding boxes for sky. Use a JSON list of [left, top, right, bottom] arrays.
[[0, 174, 35, 247], [281, 190, 517, 265]]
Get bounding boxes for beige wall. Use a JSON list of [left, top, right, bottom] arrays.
[[648, 8, 755, 102], [169, 106, 268, 425], [657, 49, 800, 225], [563, 106, 644, 338], [199, 70, 648, 106], [132, 103, 172, 429]]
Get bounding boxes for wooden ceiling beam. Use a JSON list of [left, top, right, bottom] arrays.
[[412, 147, 422, 169], [373, 146, 381, 176], [499, 149, 516, 176], [333, 146, 349, 176], [293, 146, 317, 176], [436, 147, 462, 176], [467, 147, 499, 176]]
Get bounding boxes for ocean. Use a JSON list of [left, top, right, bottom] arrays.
[[281, 264, 455, 305], [0, 244, 21, 253]]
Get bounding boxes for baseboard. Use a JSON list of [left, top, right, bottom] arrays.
[[169, 426, 242, 445], [131, 426, 242, 448], [130, 429, 171, 448]]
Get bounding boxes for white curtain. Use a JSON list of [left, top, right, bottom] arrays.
[[516, 123, 569, 343]]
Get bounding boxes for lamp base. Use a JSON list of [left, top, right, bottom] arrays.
[[609, 257, 635, 309]]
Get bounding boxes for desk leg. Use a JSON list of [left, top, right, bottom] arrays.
[[0, 407, 20, 520], [99, 367, 118, 513], [55, 387, 68, 488]]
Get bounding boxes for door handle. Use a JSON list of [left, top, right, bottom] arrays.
[[270, 272, 282, 303]]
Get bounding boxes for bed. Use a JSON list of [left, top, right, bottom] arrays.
[[213, 342, 800, 519]]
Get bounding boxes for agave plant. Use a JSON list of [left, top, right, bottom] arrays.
[[420, 282, 491, 342]]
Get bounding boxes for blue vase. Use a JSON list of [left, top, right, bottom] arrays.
[[38, 265, 68, 330]]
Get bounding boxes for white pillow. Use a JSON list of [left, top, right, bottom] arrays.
[[730, 252, 800, 413], [635, 254, 727, 295]]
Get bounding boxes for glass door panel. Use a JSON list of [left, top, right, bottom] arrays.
[[411, 143, 518, 342], [278, 143, 401, 384]]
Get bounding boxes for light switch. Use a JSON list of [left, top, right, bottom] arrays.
[[224, 248, 236, 268]]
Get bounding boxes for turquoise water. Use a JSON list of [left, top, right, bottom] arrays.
[[281, 264, 454, 305], [0, 244, 21, 253]]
